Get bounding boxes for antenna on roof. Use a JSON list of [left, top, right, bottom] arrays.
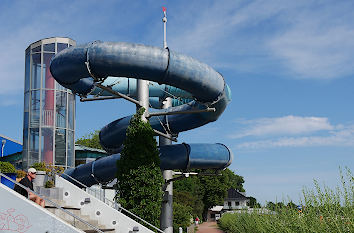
[[162, 6, 168, 49]]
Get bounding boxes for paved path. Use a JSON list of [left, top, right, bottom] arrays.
[[196, 221, 224, 233]]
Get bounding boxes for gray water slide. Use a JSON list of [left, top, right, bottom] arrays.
[[50, 41, 233, 186]]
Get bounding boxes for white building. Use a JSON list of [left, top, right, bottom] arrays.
[[223, 188, 250, 210], [207, 189, 250, 221]]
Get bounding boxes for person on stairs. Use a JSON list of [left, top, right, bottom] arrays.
[[14, 168, 45, 208]]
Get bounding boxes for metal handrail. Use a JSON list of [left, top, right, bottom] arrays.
[[60, 172, 89, 189], [117, 205, 164, 233], [0, 172, 103, 233], [60, 172, 164, 233]]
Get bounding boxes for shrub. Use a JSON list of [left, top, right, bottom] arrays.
[[30, 162, 64, 175], [16, 170, 26, 178], [218, 168, 354, 233], [46, 164, 65, 178], [31, 162, 47, 171], [0, 161, 16, 173], [45, 180, 55, 188]]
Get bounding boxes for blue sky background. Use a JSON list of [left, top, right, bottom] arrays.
[[0, 0, 353, 204]]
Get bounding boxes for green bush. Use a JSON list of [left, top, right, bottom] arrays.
[[173, 202, 193, 233], [31, 162, 47, 171], [0, 161, 16, 173], [218, 168, 354, 233], [45, 180, 55, 188], [16, 170, 26, 178]]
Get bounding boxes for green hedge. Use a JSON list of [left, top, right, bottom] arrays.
[[0, 161, 16, 173]]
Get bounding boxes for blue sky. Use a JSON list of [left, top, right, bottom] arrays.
[[0, 0, 353, 204]]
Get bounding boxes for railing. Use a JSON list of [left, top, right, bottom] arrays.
[[30, 118, 40, 128], [223, 206, 247, 210], [60, 173, 164, 233], [42, 110, 54, 126], [0, 172, 103, 233]]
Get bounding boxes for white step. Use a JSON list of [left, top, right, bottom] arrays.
[[55, 175, 155, 232]]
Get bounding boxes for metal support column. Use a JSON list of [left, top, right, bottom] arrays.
[[160, 7, 173, 233], [160, 97, 173, 233], [137, 79, 149, 122]]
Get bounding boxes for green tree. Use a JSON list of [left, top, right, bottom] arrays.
[[173, 168, 246, 221], [199, 168, 246, 219], [173, 202, 193, 233], [75, 130, 103, 149], [286, 201, 297, 209], [173, 190, 204, 218], [115, 108, 163, 227], [174, 175, 204, 218], [248, 196, 261, 208], [222, 168, 245, 192], [266, 201, 276, 211], [199, 170, 230, 219], [276, 202, 285, 209]]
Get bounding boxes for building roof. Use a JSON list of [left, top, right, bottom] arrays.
[[74, 144, 107, 153], [0, 151, 22, 163], [227, 188, 249, 200], [75, 144, 108, 159], [0, 134, 23, 157], [0, 134, 22, 145], [1, 145, 108, 163], [210, 206, 224, 212]]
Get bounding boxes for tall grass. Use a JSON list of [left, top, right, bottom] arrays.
[[218, 168, 353, 233]]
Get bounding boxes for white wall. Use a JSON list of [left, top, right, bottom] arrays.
[[224, 200, 249, 209], [0, 183, 82, 233], [56, 176, 154, 233]]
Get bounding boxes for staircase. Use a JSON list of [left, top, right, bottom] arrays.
[[44, 198, 115, 232], [52, 175, 157, 233], [1, 172, 159, 233], [0, 181, 82, 233]]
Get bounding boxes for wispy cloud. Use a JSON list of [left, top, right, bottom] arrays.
[[231, 116, 334, 139], [234, 121, 354, 150], [1, 0, 353, 100], [168, 0, 354, 80], [0, 0, 148, 97], [268, 4, 354, 80]]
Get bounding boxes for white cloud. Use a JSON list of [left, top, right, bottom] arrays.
[[1, 0, 353, 101], [231, 116, 334, 139], [235, 124, 354, 149], [0, 26, 40, 95], [268, 16, 354, 79], [0, 0, 130, 96], [168, 0, 354, 79]]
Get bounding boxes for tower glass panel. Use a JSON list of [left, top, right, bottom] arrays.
[[24, 50, 30, 92], [23, 37, 76, 169], [31, 54, 41, 90]]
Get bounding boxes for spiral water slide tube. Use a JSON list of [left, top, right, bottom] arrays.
[[50, 41, 233, 187]]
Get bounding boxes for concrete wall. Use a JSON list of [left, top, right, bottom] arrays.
[[0, 183, 81, 233]]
